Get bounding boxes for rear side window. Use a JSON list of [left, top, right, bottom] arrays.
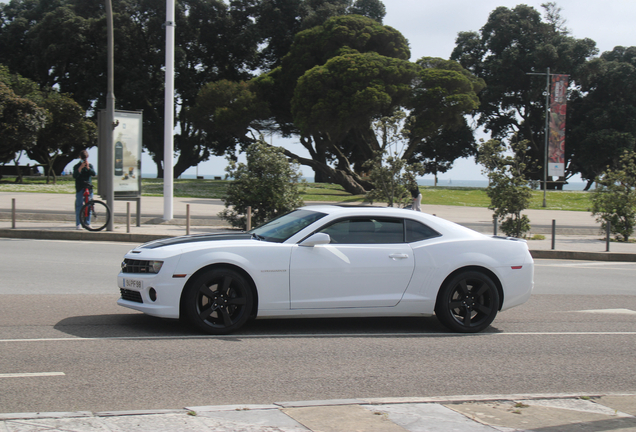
[[318, 217, 404, 244], [406, 219, 441, 243]]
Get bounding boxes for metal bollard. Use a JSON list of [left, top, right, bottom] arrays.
[[493, 217, 497, 236], [186, 204, 190, 235], [606, 221, 611, 252], [551, 219, 556, 250], [247, 206, 252, 231], [126, 202, 131, 233], [12, 198, 16, 229]]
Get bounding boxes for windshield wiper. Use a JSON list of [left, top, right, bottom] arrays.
[[251, 233, 265, 241]]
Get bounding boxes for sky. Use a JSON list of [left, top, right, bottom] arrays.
[[82, 0, 636, 180]]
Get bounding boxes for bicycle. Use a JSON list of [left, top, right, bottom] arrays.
[[79, 185, 111, 231]]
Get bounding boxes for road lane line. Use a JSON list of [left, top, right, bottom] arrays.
[[1, 332, 636, 342], [0, 372, 65, 378]]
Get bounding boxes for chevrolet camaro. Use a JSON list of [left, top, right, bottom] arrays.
[[117, 205, 534, 334]]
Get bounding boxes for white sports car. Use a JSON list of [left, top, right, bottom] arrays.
[[117, 205, 533, 334]]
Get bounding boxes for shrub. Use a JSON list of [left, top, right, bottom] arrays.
[[478, 138, 533, 238], [590, 151, 636, 241], [219, 141, 305, 229]]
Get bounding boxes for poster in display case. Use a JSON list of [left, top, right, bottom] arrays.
[[112, 111, 142, 195]]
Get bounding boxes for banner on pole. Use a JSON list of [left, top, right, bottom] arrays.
[[548, 74, 568, 177]]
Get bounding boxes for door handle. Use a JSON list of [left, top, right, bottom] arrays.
[[389, 253, 409, 260]]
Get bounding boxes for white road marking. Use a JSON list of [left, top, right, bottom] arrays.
[[574, 308, 636, 315], [0, 372, 65, 378], [535, 261, 636, 268], [0, 332, 636, 343]]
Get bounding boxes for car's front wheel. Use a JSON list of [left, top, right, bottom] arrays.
[[435, 271, 500, 333], [183, 268, 253, 334]]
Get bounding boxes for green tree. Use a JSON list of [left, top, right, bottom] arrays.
[[568, 46, 636, 189], [405, 57, 485, 184], [0, 82, 46, 182], [451, 3, 597, 186], [189, 79, 270, 158], [590, 150, 636, 242], [363, 111, 423, 207], [219, 140, 305, 229], [28, 91, 97, 184], [253, 15, 415, 192], [0, 0, 265, 177], [1, 64, 94, 182], [478, 138, 533, 238]]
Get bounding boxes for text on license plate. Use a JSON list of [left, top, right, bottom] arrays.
[[125, 279, 143, 289]]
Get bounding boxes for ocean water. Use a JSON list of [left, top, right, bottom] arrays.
[[163, 174, 590, 191]]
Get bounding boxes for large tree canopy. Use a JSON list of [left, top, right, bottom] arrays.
[[0, 0, 387, 177], [0, 64, 94, 182], [450, 3, 597, 184], [195, 15, 482, 193], [0, 82, 46, 178], [568, 46, 636, 188]]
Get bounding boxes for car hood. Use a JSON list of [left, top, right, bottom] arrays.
[[138, 232, 253, 250]]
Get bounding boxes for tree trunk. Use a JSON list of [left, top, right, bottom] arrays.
[[281, 148, 368, 195]]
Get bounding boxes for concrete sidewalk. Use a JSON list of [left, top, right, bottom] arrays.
[[1, 191, 635, 260], [1, 393, 635, 431]]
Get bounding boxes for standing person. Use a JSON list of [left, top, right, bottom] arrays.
[[73, 150, 96, 229], [411, 186, 422, 211]]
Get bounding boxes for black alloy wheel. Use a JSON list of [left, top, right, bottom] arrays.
[[183, 268, 253, 334], [435, 271, 500, 333]]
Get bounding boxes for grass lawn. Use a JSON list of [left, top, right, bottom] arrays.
[[0, 176, 593, 212]]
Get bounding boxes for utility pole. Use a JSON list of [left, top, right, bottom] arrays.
[[527, 67, 551, 208]]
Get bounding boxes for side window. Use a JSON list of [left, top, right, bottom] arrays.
[[406, 219, 441, 243], [318, 217, 404, 244]]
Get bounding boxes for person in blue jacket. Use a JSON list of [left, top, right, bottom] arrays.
[[73, 150, 96, 229]]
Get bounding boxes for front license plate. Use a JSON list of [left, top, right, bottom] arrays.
[[124, 278, 143, 290]]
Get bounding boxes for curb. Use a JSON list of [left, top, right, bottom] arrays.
[[1, 393, 631, 421], [530, 249, 636, 262], [0, 228, 166, 243]]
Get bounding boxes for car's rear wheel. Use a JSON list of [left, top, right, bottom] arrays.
[[435, 271, 500, 333], [183, 268, 253, 334]]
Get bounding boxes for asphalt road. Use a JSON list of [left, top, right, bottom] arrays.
[[1, 238, 635, 414]]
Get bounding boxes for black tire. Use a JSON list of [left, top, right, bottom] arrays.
[[79, 200, 111, 231], [435, 271, 500, 333], [183, 268, 253, 335]]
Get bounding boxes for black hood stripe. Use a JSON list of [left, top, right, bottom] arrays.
[[141, 233, 253, 249]]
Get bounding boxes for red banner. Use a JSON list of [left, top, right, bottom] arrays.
[[548, 74, 568, 177]]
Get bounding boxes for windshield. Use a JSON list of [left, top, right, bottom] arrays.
[[250, 209, 326, 243]]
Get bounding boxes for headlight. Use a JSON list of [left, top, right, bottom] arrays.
[[150, 261, 164, 273]]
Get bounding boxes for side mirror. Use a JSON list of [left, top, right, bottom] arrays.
[[299, 233, 331, 247]]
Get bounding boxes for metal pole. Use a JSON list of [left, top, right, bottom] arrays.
[[543, 67, 550, 208], [163, 0, 175, 221], [247, 206, 252, 231], [105, 0, 115, 231], [606, 221, 611, 252], [551, 219, 556, 250], [126, 202, 131, 233], [493, 216, 497, 236], [11, 198, 16, 229], [186, 204, 190, 235]]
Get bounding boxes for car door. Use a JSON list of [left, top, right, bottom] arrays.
[[289, 217, 415, 309]]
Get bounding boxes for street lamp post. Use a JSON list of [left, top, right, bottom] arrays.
[[527, 67, 551, 208], [163, 0, 175, 221]]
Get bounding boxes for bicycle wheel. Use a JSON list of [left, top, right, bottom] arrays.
[[79, 200, 111, 231]]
